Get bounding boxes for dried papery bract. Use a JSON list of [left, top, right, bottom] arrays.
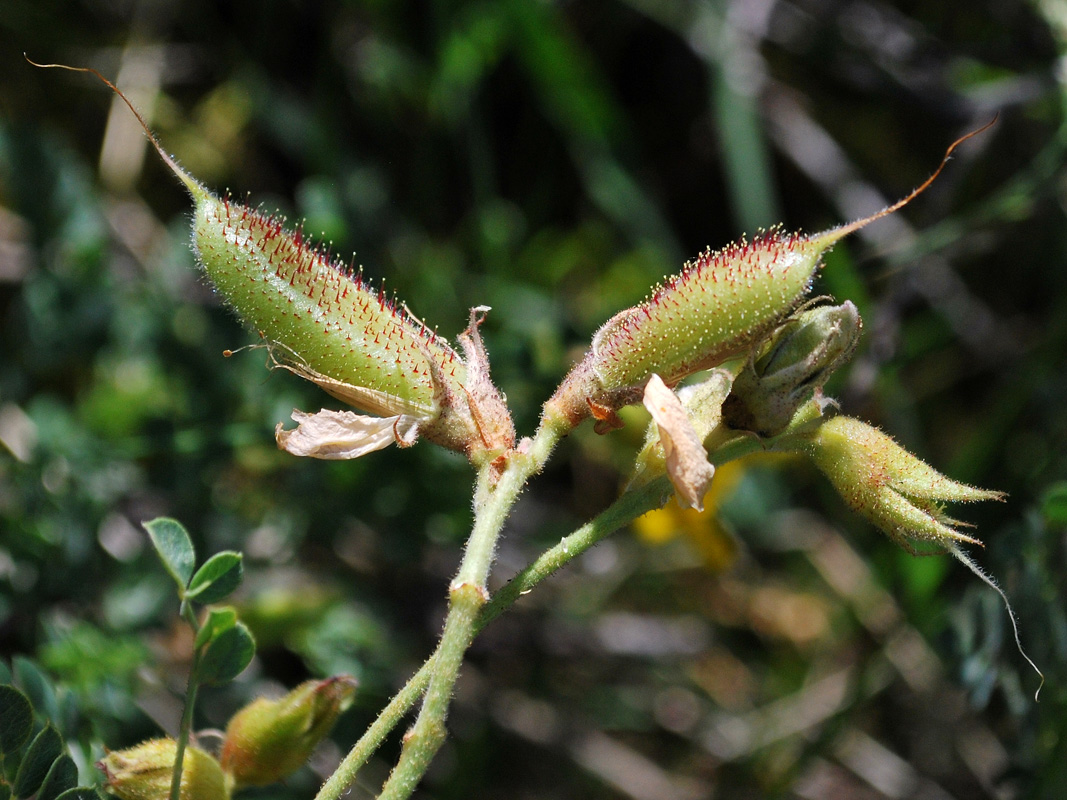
[[544, 121, 995, 434], [30, 59, 514, 463]]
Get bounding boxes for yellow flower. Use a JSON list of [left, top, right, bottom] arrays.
[[633, 458, 749, 572]]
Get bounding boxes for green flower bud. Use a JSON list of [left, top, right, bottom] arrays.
[[220, 676, 357, 788], [797, 415, 1044, 694], [723, 300, 861, 436], [798, 415, 1003, 551], [98, 739, 229, 800]]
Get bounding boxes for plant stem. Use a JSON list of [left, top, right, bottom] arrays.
[[374, 418, 567, 799], [170, 603, 202, 800], [315, 429, 765, 800]]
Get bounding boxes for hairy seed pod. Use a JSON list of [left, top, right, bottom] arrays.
[[545, 122, 993, 433], [33, 60, 515, 459], [189, 192, 464, 420]]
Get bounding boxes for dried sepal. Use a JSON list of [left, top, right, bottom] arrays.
[[630, 369, 732, 495], [451, 306, 516, 461], [276, 409, 420, 460], [640, 375, 716, 511]]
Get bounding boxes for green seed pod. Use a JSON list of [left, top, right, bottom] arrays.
[[32, 60, 514, 460], [545, 123, 993, 433], [98, 739, 229, 800], [171, 141, 482, 455]]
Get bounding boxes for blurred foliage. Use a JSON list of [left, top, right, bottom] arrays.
[[1, 0, 1066, 798]]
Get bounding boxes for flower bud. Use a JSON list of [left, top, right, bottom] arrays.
[[798, 416, 1003, 550], [98, 739, 229, 800], [220, 676, 357, 787], [722, 300, 861, 436]]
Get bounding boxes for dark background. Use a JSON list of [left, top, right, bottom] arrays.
[[1, 1, 1065, 798]]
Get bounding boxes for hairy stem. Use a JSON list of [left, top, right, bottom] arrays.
[[375, 416, 568, 799], [316, 429, 764, 800]]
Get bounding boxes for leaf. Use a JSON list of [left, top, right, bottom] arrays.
[[55, 789, 102, 800], [13, 725, 63, 798], [0, 661, 11, 683], [1041, 482, 1067, 526], [37, 754, 77, 800], [186, 552, 243, 604], [142, 518, 196, 591], [194, 606, 238, 649], [13, 657, 58, 725], [0, 684, 34, 755], [197, 622, 255, 686]]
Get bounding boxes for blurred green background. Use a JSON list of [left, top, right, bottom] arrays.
[[1, 0, 1066, 798]]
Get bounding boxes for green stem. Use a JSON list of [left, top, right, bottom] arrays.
[[375, 418, 565, 799], [170, 603, 202, 800], [314, 474, 668, 800], [315, 428, 767, 800]]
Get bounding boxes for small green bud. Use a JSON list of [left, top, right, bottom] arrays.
[[220, 676, 357, 787], [98, 739, 229, 800], [798, 415, 1003, 550], [723, 300, 861, 436]]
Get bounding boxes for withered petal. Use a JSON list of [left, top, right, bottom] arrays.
[[643, 375, 715, 510]]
